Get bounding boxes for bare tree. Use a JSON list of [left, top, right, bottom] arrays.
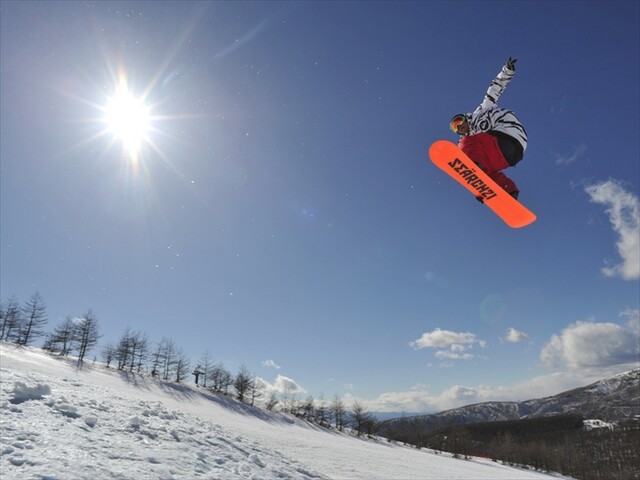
[[101, 343, 116, 368], [1, 296, 22, 342], [249, 377, 265, 406], [149, 339, 165, 377], [265, 392, 279, 411], [234, 365, 253, 403], [75, 310, 100, 364], [18, 292, 48, 346], [147, 338, 189, 381], [152, 337, 177, 380], [301, 396, 316, 421], [350, 400, 376, 437], [115, 328, 150, 372], [116, 328, 133, 370], [208, 362, 233, 395], [331, 395, 347, 430], [315, 394, 329, 427], [196, 351, 215, 388], [136, 335, 150, 373], [174, 348, 190, 383], [326, 400, 335, 427], [280, 382, 299, 414], [42, 316, 77, 356]]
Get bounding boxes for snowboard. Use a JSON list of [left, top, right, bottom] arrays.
[[429, 140, 536, 228]]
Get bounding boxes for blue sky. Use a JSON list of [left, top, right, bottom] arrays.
[[2, 1, 639, 413]]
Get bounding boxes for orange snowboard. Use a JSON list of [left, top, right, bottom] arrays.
[[429, 140, 536, 228]]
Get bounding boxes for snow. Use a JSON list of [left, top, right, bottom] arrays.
[[0, 344, 569, 479], [583, 419, 615, 430], [8, 382, 51, 404]]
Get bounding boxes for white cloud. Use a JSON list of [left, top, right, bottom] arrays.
[[274, 375, 306, 394], [434, 344, 475, 360], [439, 385, 480, 405], [344, 389, 435, 414], [410, 328, 477, 349], [540, 319, 640, 371], [261, 359, 281, 369], [585, 179, 640, 280], [505, 327, 529, 343], [554, 144, 587, 166], [435, 349, 474, 361], [620, 308, 640, 334], [258, 375, 307, 396], [410, 328, 483, 363]]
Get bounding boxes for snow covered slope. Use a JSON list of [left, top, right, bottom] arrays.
[[0, 344, 567, 479]]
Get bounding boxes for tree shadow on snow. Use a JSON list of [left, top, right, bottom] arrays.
[[111, 371, 291, 425], [151, 380, 300, 426], [198, 389, 298, 425], [116, 370, 155, 391]]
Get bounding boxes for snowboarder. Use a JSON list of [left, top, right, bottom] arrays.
[[449, 57, 527, 200]]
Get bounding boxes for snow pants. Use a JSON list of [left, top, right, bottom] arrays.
[[458, 133, 519, 195]]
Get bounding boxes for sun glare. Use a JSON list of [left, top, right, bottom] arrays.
[[103, 83, 151, 160]]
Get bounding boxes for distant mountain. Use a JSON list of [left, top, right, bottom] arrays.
[[371, 411, 419, 421], [519, 369, 639, 422], [380, 369, 640, 433]]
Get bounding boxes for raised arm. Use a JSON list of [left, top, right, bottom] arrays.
[[479, 57, 517, 110]]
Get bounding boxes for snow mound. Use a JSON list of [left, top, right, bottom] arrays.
[[9, 382, 51, 404]]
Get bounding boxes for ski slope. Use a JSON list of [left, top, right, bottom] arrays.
[[0, 344, 569, 479]]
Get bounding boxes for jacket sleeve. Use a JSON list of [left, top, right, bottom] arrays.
[[478, 63, 516, 110]]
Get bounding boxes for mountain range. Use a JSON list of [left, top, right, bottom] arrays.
[[381, 369, 640, 432]]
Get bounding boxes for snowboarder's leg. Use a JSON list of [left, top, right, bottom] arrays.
[[489, 171, 519, 198], [493, 133, 524, 167], [459, 133, 519, 198], [458, 133, 510, 173]]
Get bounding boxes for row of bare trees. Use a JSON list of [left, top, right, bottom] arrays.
[[1, 293, 101, 364], [270, 393, 377, 437], [3, 293, 378, 437], [41, 310, 101, 364], [192, 354, 263, 404], [101, 330, 191, 383], [1, 292, 48, 347]]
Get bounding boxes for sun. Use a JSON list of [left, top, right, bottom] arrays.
[[103, 80, 152, 161]]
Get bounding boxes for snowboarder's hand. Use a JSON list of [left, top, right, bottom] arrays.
[[505, 57, 517, 71]]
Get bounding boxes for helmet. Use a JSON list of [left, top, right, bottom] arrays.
[[450, 113, 468, 134]]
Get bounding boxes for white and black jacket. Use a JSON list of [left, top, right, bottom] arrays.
[[465, 64, 528, 153]]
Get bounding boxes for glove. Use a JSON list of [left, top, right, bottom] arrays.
[[505, 57, 517, 71]]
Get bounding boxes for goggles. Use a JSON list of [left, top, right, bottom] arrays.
[[450, 115, 466, 133]]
